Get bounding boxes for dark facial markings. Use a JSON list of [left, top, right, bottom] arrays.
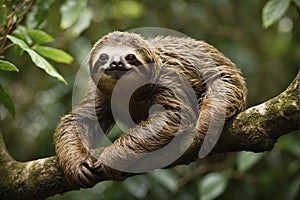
[[90, 52, 144, 81], [125, 54, 137, 64], [99, 53, 109, 64], [125, 54, 144, 68], [90, 53, 109, 75], [90, 54, 108, 78]]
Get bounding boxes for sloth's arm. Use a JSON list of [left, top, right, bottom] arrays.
[[94, 89, 199, 180], [54, 111, 96, 187], [54, 84, 114, 187]]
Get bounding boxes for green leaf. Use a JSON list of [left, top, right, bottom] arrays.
[[69, 8, 93, 36], [0, 4, 7, 30], [199, 172, 229, 200], [151, 170, 178, 192], [237, 152, 264, 173], [26, 49, 67, 84], [27, 29, 54, 45], [7, 34, 29, 50], [0, 84, 15, 117], [262, 0, 291, 28], [13, 27, 54, 45], [60, 0, 87, 29], [35, 46, 73, 64], [26, 0, 56, 29], [7, 35, 67, 84], [293, 0, 300, 8], [0, 60, 19, 72], [12, 26, 32, 45]]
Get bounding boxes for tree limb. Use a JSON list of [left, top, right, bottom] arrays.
[[0, 132, 76, 199], [215, 68, 300, 152], [0, 69, 299, 199]]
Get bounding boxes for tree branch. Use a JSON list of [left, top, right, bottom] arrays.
[[0, 69, 299, 199], [215, 68, 300, 152], [0, 131, 76, 199]]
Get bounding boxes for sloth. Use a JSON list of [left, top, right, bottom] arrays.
[[54, 31, 247, 187]]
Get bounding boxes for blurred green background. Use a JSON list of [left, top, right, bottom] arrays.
[[0, 0, 299, 199]]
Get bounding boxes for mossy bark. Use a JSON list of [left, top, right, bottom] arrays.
[[0, 132, 76, 199], [214, 69, 300, 152]]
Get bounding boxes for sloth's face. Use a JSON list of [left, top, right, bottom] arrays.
[[90, 46, 143, 80]]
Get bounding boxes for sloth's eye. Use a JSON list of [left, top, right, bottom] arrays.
[[125, 54, 137, 63], [99, 53, 109, 63], [92, 53, 109, 74]]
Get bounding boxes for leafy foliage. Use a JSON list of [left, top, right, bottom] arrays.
[[0, 60, 19, 72], [26, 29, 54, 45], [60, 0, 93, 36], [35, 46, 73, 64], [0, 0, 73, 116], [262, 0, 291, 28], [7, 35, 67, 84], [237, 152, 264, 173], [262, 0, 300, 28], [25, 0, 56, 29], [198, 172, 229, 200]]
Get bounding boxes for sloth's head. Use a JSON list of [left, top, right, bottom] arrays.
[[88, 32, 159, 88]]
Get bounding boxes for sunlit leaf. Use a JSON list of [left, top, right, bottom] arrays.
[[0, 84, 15, 117], [13, 27, 53, 45], [0, 60, 19, 72], [35, 46, 73, 64], [293, 0, 300, 8], [26, 0, 55, 29], [199, 172, 229, 200], [0, 4, 7, 30], [7, 34, 29, 49], [237, 152, 264, 173], [262, 0, 291, 28], [27, 29, 54, 45], [60, 0, 87, 29], [26, 49, 67, 84], [7, 35, 67, 84], [12, 26, 33, 45], [70, 8, 93, 37]]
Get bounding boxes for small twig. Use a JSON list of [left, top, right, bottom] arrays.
[[0, 0, 35, 55], [2, 43, 14, 52], [12, 0, 35, 30]]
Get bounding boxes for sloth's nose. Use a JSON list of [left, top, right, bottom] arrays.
[[110, 60, 125, 69]]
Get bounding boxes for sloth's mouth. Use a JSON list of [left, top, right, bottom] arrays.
[[104, 69, 130, 79]]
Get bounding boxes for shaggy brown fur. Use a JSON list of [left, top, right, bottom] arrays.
[[54, 31, 247, 187]]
